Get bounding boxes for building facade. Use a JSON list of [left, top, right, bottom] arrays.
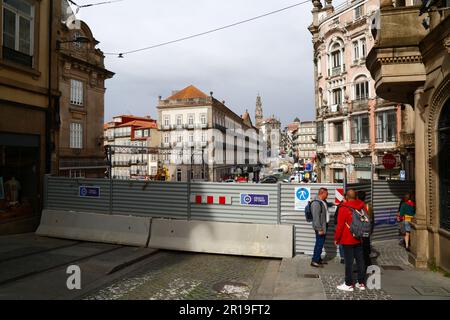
[[366, 0, 450, 271], [157, 85, 261, 182], [57, 20, 114, 178], [309, 0, 416, 183], [104, 115, 159, 180], [0, 0, 60, 234], [293, 121, 317, 167]]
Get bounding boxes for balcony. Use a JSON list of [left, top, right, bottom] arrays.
[[352, 99, 369, 112], [365, 6, 428, 104], [400, 132, 415, 147], [328, 64, 346, 78], [112, 160, 131, 167], [324, 141, 351, 153]]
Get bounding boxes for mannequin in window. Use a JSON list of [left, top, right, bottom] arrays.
[[5, 177, 21, 206]]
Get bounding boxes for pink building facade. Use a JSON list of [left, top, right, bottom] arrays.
[[309, 0, 415, 183]]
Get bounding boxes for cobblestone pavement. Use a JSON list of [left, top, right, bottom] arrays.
[[84, 251, 270, 300], [371, 239, 414, 269], [321, 274, 392, 300]]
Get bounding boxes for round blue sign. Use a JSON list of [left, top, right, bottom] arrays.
[[80, 187, 87, 196], [243, 195, 251, 204], [296, 188, 309, 201]]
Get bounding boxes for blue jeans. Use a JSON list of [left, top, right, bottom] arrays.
[[312, 231, 326, 263], [339, 245, 344, 259]]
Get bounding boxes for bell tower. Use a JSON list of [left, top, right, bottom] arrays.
[[255, 94, 263, 126]]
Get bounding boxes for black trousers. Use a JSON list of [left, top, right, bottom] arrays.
[[362, 236, 372, 269], [343, 244, 365, 286]]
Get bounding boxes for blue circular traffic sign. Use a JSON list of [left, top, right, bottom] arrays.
[[296, 188, 310, 201]]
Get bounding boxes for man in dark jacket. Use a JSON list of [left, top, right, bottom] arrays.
[[311, 188, 329, 268], [334, 189, 366, 292]]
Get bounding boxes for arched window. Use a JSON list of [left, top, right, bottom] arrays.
[[328, 39, 344, 77], [354, 75, 369, 101]]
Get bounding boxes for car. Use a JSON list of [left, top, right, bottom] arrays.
[[260, 176, 278, 184]]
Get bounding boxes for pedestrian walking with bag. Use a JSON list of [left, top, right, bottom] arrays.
[[357, 190, 374, 269], [309, 188, 329, 268], [334, 189, 371, 292], [399, 192, 416, 251], [334, 197, 347, 264]]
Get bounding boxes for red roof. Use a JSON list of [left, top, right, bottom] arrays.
[[118, 120, 157, 129], [166, 85, 208, 100]]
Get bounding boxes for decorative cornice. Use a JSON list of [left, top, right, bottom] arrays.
[[377, 55, 423, 65]]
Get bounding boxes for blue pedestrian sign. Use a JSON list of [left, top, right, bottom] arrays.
[[295, 187, 311, 211], [305, 163, 313, 172], [79, 186, 100, 198], [400, 170, 406, 181], [240, 193, 269, 206]]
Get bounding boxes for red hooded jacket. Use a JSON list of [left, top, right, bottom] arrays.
[[334, 199, 366, 245]]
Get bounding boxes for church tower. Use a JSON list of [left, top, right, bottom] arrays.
[[255, 94, 263, 126]]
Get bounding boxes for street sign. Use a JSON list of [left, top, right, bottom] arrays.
[[335, 188, 345, 205], [240, 193, 269, 206], [79, 186, 100, 198], [305, 163, 312, 171], [400, 170, 406, 181], [382, 153, 396, 169], [295, 187, 311, 211]]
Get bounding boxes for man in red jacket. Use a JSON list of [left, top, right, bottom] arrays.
[[334, 189, 366, 292]]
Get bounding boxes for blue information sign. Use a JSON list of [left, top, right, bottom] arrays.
[[305, 163, 313, 171], [400, 170, 406, 181], [79, 186, 100, 198], [240, 193, 269, 206]]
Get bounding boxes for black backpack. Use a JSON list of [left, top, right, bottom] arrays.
[[304, 200, 319, 223]]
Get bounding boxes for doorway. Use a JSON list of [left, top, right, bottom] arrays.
[[438, 99, 450, 231]]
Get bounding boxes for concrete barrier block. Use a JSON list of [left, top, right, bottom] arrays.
[[148, 219, 293, 258], [36, 209, 151, 247]]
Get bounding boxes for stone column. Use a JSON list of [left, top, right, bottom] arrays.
[[410, 87, 428, 269]]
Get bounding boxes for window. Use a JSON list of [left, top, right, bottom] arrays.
[[334, 122, 344, 142], [177, 135, 182, 143], [2, 0, 34, 67], [201, 114, 207, 125], [163, 115, 170, 127], [351, 114, 369, 144], [332, 88, 342, 105], [331, 50, 341, 68], [355, 78, 369, 100], [353, 41, 359, 62], [188, 114, 194, 125], [135, 130, 142, 138], [354, 5, 364, 19], [361, 38, 366, 57], [163, 133, 169, 144], [376, 111, 397, 143], [70, 123, 83, 149], [202, 132, 207, 143], [189, 132, 194, 143], [334, 169, 344, 183], [70, 79, 84, 106], [176, 115, 182, 126]]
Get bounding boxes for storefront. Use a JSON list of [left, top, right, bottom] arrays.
[[353, 156, 372, 181], [0, 133, 40, 226]]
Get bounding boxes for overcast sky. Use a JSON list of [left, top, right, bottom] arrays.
[[75, 0, 321, 126]]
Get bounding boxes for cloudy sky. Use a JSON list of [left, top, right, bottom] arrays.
[[74, 0, 330, 125]]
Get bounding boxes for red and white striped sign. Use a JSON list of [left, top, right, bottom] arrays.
[[335, 188, 344, 205], [190, 194, 232, 205]]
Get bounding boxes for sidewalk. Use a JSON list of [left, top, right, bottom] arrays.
[[252, 240, 450, 300]]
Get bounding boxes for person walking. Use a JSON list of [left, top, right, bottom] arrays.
[[334, 189, 366, 292], [397, 193, 408, 246], [357, 190, 374, 269], [311, 188, 329, 268], [399, 192, 416, 251]]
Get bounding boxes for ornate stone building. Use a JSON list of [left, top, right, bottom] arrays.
[[309, 0, 416, 183], [366, 0, 450, 271], [57, 20, 114, 177]]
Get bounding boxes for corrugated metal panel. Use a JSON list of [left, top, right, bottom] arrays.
[[46, 176, 111, 214], [112, 180, 188, 219], [190, 183, 278, 224], [280, 183, 343, 255], [372, 181, 414, 241], [347, 183, 372, 203]]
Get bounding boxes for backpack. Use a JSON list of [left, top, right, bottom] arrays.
[[304, 200, 319, 223], [345, 206, 372, 239]]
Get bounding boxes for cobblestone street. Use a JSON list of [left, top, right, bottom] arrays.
[[85, 251, 271, 300]]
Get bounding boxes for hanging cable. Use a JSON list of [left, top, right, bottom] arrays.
[[103, 0, 311, 57]]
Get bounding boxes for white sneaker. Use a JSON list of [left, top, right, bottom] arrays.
[[355, 283, 366, 290], [337, 283, 354, 292]]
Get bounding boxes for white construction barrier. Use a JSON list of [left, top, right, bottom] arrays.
[[148, 219, 294, 258], [36, 209, 151, 247]]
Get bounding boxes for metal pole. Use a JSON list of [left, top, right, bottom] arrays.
[[108, 145, 113, 215], [370, 162, 375, 210], [277, 182, 281, 225], [187, 146, 193, 220]]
